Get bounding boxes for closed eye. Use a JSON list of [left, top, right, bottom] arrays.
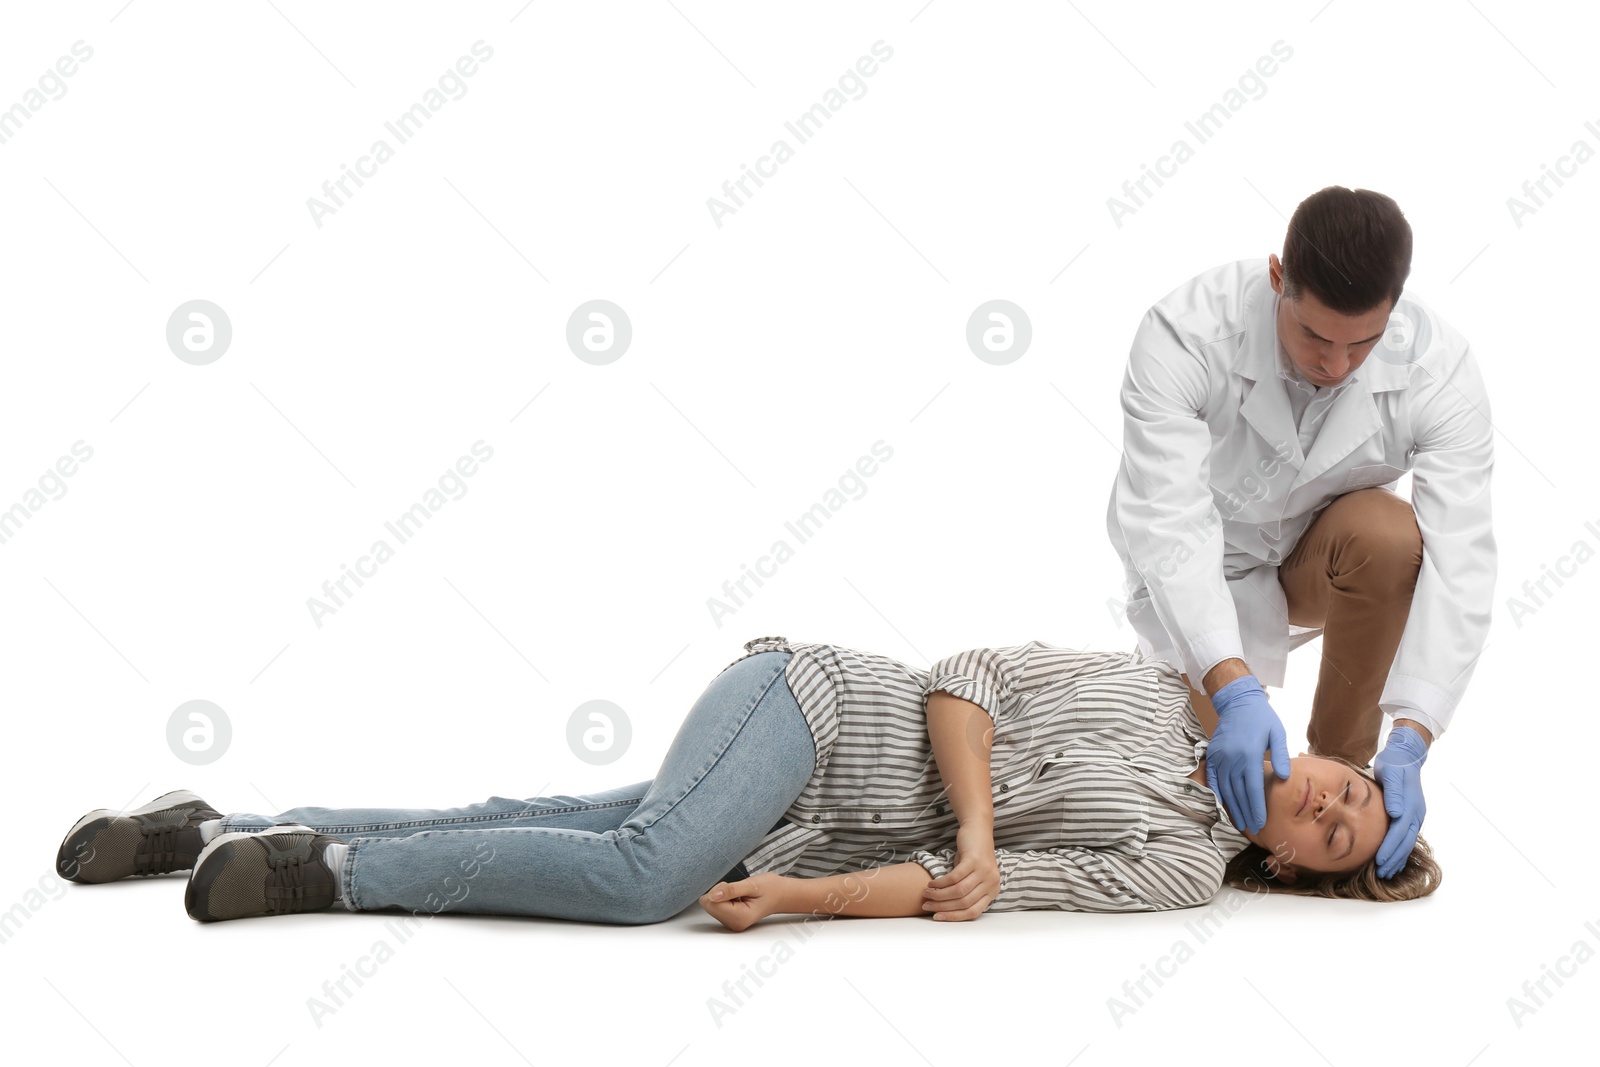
[[1303, 325, 1385, 346], [1326, 781, 1351, 849]]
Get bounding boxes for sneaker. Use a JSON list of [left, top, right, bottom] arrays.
[[185, 824, 342, 923], [57, 789, 222, 884]]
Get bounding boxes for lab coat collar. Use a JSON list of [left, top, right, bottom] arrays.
[[1233, 263, 1411, 490]]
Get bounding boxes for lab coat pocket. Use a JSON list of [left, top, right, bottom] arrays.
[[1342, 463, 1407, 492]]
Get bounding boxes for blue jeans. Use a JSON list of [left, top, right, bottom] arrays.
[[220, 651, 813, 924]]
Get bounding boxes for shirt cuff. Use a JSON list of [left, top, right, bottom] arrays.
[[1381, 703, 1445, 743], [925, 675, 1003, 724], [1380, 673, 1453, 741], [910, 848, 954, 881], [1183, 631, 1246, 690]]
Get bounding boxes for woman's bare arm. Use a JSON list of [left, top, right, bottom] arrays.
[[925, 690, 995, 836], [922, 691, 1004, 918], [779, 862, 937, 918], [701, 863, 940, 930]]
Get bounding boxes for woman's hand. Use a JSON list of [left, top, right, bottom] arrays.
[[921, 823, 1001, 921], [699, 872, 788, 932]]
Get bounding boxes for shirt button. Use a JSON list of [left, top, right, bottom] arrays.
[[936, 804, 946, 815], [811, 815, 820, 824], [999, 783, 1009, 793], [1054, 751, 1063, 758], [871, 813, 881, 823]]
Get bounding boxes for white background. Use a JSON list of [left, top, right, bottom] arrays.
[[2, 1, 1593, 1063]]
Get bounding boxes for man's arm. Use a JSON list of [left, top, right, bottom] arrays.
[[1196, 656, 1251, 696], [1111, 307, 1252, 687], [1378, 344, 1497, 741], [1392, 718, 1434, 747], [1190, 659, 1403, 737]]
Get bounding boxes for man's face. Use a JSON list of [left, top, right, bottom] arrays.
[[1268, 253, 1393, 387]]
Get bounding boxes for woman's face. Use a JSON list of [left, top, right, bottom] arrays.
[[1241, 754, 1389, 876]]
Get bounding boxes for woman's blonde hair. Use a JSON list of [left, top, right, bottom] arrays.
[[1220, 753, 1442, 902]]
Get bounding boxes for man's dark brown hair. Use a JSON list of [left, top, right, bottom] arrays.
[[1281, 185, 1413, 316]]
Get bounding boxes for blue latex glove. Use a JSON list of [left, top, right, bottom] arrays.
[[1373, 725, 1428, 878], [1205, 674, 1291, 834]]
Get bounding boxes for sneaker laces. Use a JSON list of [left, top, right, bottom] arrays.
[[265, 853, 317, 914], [136, 823, 182, 875]]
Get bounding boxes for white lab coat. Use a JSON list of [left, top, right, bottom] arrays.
[[1105, 258, 1496, 740]]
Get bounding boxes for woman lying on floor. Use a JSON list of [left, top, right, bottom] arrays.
[[56, 636, 1439, 925]]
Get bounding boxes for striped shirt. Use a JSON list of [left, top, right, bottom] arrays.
[[723, 635, 1253, 912]]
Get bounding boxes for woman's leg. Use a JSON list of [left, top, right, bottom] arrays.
[[218, 781, 652, 840], [338, 650, 813, 924]]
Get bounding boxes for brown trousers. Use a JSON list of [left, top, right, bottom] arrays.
[[1182, 487, 1424, 768]]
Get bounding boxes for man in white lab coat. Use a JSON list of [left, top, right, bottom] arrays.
[[1105, 186, 1496, 879]]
